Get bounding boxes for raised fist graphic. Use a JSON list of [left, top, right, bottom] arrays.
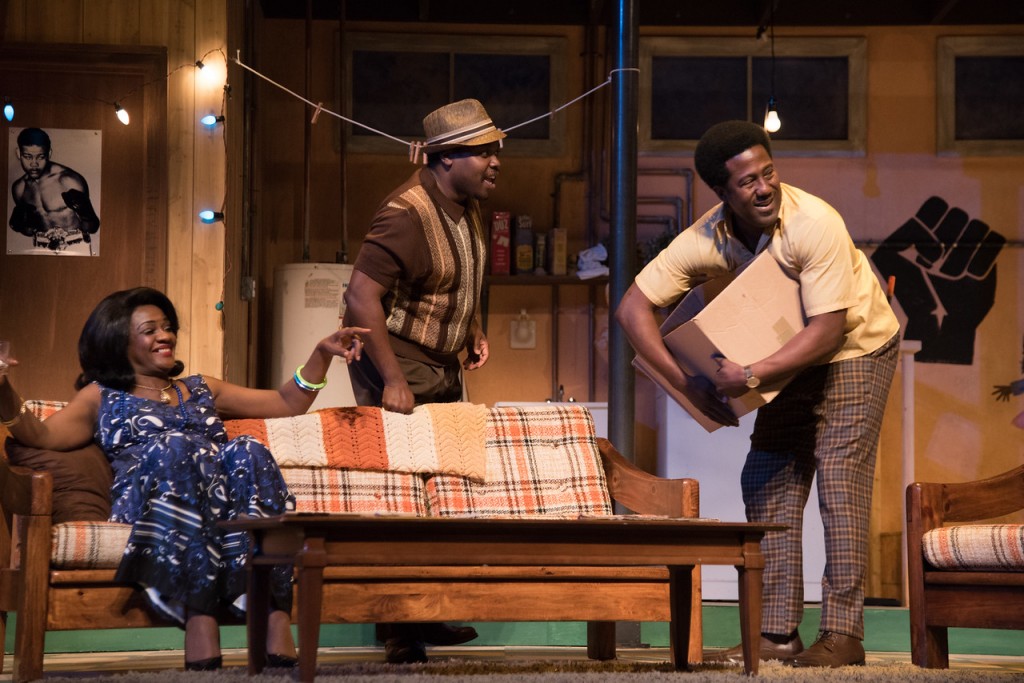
[[871, 196, 1006, 364]]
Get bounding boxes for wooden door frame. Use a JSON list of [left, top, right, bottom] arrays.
[[0, 43, 167, 401]]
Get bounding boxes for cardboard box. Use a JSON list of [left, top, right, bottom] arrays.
[[489, 212, 511, 275], [633, 251, 807, 432]]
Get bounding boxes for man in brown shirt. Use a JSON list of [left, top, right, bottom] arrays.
[[343, 99, 503, 662], [344, 98, 500, 415]]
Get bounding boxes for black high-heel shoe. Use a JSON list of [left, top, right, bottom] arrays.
[[184, 655, 223, 671], [266, 653, 298, 668]]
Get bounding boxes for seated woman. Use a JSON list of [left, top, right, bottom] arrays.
[[0, 286, 368, 670]]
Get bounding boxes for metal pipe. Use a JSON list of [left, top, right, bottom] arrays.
[[608, 0, 638, 463]]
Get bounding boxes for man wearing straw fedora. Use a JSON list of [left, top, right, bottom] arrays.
[[343, 99, 503, 663]]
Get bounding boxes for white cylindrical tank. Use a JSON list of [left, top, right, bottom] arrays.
[[272, 263, 356, 409]]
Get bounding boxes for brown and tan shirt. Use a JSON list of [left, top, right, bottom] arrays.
[[353, 167, 486, 365]]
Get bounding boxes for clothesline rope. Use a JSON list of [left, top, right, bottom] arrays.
[[231, 52, 639, 159]]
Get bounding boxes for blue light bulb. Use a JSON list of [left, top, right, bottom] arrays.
[[3, 102, 13, 122]]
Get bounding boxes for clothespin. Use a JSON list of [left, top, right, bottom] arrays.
[[311, 102, 324, 124], [408, 141, 425, 164]]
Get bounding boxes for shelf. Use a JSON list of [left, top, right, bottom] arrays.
[[484, 274, 608, 286]]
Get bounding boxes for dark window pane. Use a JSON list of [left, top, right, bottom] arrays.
[[955, 56, 1024, 140], [454, 53, 551, 139], [651, 56, 747, 140], [351, 51, 449, 137], [753, 57, 848, 140]]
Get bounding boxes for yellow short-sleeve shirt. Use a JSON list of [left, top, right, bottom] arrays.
[[635, 183, 899, 363]]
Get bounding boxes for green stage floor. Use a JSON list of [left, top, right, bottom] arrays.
[[9, 604, 1024, 657]]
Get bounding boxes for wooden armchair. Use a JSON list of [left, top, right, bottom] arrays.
[[905, 464, 1024, 668]]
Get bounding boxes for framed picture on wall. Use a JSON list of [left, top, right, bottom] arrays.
[[0, 43, 166, 402], [7, 127, 103, 256]]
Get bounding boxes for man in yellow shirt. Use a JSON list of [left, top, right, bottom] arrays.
[[616, 120, 899, 668]]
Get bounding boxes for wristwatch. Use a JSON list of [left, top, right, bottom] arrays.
[[743, 365, 761, 389]]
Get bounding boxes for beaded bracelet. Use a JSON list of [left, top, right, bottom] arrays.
[[293, 365, 328, 392], [1, 400, 28, 428]]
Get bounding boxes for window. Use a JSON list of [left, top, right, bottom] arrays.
[[937, 36, 1024, 156], [640, 37, 866, 155], [344, 33, 567, 157]]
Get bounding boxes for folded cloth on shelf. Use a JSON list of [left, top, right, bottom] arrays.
[[226, 404, 489, 482], [576, 243, 609, 279]]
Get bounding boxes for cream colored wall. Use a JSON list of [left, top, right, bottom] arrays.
[[3, 0, 229, 380]]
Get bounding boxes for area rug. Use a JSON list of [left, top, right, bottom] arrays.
[[36, 658, 1024, 682]]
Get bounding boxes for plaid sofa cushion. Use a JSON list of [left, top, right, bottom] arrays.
[[425, 404, 613, 518], [923, 524, 1024, 571], [281, 467, 428, 515], [51, 521, 130, 569]]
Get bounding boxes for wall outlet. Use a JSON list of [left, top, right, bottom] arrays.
[[510, 310, 536, 349]]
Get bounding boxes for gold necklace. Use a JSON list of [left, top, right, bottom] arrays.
[[134, 380, 174, 404]]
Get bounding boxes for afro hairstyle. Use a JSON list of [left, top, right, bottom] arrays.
[[693, 120, 773, 190]]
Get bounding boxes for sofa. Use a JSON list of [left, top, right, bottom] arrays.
[[906, 463, 1024, 668], [0, 401, 703, 682]]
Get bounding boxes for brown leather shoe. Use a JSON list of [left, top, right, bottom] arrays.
[[784, 630, 865, 667], [703, 630, 803, 665]]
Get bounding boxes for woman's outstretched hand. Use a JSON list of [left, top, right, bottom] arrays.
[[322, 326, 370, 364]]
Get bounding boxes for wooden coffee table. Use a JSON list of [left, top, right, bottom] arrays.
[[224, 514, 781, 681]]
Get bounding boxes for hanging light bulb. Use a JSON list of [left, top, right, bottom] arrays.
[[200, 114, 225, 128], [764, 97, 781, 133], [114, 102, 130, 125], [3, 97, 13, 122], [761, 2, 781, 134], [198, 210, 224, 224]]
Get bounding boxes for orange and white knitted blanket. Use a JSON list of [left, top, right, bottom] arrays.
[[226, 403, 489, 482]]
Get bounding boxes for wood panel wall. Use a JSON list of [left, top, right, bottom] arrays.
[[2, 0, 229, 382]]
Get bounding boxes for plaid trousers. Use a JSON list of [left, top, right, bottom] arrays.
[[741, 333, 899, 640]]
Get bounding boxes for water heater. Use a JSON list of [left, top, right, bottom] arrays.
[[271, 263, 356, 409]]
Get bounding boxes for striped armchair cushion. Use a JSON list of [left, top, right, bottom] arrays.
[[25, 399, 68, 421], [51, 521, 130, 569], [425, 404, 613, 518], [923, 524, 1024, 571]]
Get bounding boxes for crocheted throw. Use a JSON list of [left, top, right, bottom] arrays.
[[226, 404, 489, 482]]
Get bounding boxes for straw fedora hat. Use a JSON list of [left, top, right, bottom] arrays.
[[420, 99, 506, 155]]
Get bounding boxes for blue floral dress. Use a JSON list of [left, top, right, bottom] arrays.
[[96, 375, 295, 623]]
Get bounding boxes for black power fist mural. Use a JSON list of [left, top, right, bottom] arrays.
[[872, 197, 1006, 364]]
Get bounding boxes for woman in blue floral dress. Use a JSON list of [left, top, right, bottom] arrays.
[[0, 287, 367, 670]]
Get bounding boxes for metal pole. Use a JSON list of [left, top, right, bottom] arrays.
[[608, 0, 638, 463], [608, 7, 642, 648]]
